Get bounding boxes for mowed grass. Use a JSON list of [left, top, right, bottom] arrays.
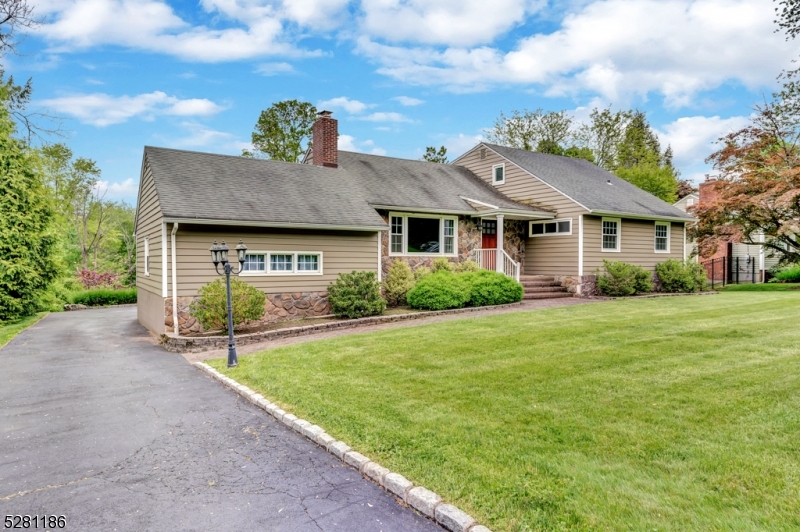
[[0, 313, 46, 349], [211, 293, 800, 531], [719, 283, 800, 291]]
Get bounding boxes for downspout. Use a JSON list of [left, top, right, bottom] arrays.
[[578, 215, 584, 277], [377, 231, 382, 282], [161, 222, 168, 297], [683, 224, 687, 262], [172, 223, 179, 336]]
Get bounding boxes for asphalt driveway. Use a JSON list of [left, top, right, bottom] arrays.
[[0, 307, 441, 531]]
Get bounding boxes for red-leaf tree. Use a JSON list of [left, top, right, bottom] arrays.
[[691, 101, 800, 264]]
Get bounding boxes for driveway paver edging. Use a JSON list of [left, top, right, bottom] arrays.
[[164, 302, 525, 353], [194, 361, 492, 532]]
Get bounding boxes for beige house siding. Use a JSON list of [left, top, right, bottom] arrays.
[[457, 146, 589, 276], [583, 216, 686, 273], [135, 159, 164, 296], [137, 287, 165, 334], [173, 225, 379, 297]]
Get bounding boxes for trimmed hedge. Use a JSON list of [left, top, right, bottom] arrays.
[[328, 271, 386, 319], [596, 260, 652, 297], [69, 288, 137, 306], [462, 270, 524, 306], [655, 259, 707, 292], [407, 270, 523, 310], [407, 272, 471, 310]]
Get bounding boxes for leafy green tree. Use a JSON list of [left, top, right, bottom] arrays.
[[487, 108, 573, 151], [536, 139, 564, 156], [563, 146, 596, 163], [574, 107, 632, 170], [422, 145, 448, 163], [249, 100, 317, 162], [615, 163, 679, 203], [0, 98, 58, 320]]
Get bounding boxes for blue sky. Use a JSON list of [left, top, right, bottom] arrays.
[[9, 0, 799, 204]]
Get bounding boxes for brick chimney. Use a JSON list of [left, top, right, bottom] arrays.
[[698, 179, 719, 206], [312, 110, 338, 168]]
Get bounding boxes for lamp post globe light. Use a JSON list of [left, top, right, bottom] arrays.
[[209, 239, 248, 367]]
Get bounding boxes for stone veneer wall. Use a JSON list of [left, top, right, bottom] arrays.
[[166, 291, 331, 335], [554, 275, 597, 296], [378, 213, 527, 277]]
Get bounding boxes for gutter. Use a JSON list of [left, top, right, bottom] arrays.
[[171, 223, 179, 336], [371, 204, 554, 219], [161, 218, 388, 232], [589, 210, 696, 223]]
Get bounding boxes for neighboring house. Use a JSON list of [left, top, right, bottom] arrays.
[[691, 181, 780, 282], [135, 111, 694, 335], [673, 193, 699, 261]]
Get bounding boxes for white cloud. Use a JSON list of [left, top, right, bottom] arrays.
[[93, 177, 137, 199], [359, 0, 545, 47], [39, 91, 225, 126], [656, 114, 750, 169], [443, 133, 485, 158], [337, 134, 385, 155], [393, 96, 425, 106], [318, 96, 375, 114], [254, 62, 295, 76], [173, 122, 233, 147], [359, 111, 412, 123], [358, 0, 796, 104], [35, 0, 329, 61]]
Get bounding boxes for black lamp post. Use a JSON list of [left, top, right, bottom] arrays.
[[210, 239, 248, 367]]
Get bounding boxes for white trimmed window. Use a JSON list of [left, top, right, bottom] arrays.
[[655, 222, 670, 252], [492, 163, 505, 185], [388, 212, 458, 256], [241, 252, 322, 275], [144, 237, 150, 277], [530, 219, 572, 237], [601, 218, 621, 252]]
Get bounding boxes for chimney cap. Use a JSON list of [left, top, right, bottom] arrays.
[[317, 110, 333, 117]]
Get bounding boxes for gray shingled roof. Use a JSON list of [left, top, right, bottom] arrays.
[[144, 147, 387, 228], [483, 143, 694, 220], [337, 150, 547, 213]]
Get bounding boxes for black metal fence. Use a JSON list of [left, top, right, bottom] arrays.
[[702, 256, 758, 288]]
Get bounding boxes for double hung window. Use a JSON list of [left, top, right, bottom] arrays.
[[602, 218, 621, 252], [655, 222, 670, 252]]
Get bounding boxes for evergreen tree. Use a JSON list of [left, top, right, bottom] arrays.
[[422, 146, 448, 163], [0, 99, 58, 320]]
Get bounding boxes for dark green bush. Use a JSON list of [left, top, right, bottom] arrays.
[[328, 271, 386, 319], [772, 263, 800, 283], [69, 288, 138, 306], [655, 259, 707, 292], [407, 271, 471, 310], [189, 278, 265, 332], [462, 270, 524, 306], [596, 260, 653, 297]]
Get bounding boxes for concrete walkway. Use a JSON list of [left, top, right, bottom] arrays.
[[0, 308, 441, 531], [186, 297, 596, 363]]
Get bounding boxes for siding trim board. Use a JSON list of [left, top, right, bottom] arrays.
[[162, 217, 387, 232]]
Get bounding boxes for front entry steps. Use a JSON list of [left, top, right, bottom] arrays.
[[520, 275, 573, 300]]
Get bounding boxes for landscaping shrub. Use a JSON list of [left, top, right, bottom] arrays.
[[413, 266, 432, 281], [431, 257, 455, 273], [189, 278, 265, 332], [407, 271, 471, 310], [772, 263, 800, 283], [384, 261, 415, 306], [327, 271, 386, 319], [69, 287, 137, 306], [655, 259, 707, 292], [462, 270, 524, 306], [596, 260, 653, 297], [455, 259, 481, 273]]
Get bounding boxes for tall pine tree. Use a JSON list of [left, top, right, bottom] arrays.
[[0, 91, 58, 321]]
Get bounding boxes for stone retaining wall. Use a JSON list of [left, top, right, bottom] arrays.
[[161, 301, 524, 353]]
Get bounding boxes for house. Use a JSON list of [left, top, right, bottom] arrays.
[[688, 180, 780, 282], [673, 193, 699, 260], [134, 111, 694, 335]]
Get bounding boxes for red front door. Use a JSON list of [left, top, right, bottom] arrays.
[[481, 220, 497, 270]]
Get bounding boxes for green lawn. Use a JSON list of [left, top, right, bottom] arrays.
[[211, 293, 800, 531], [718, 283, 800, 291], [0, 313, 47, 349]]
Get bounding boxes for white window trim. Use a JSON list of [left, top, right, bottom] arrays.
[[601, 217, 621, 253], [144, 237, 150, 277], [388, 212, 459, 257], [492, 163, 506, 185], [239, 251, 324, 276], [654, 221, 671, 253], [530, 218, 573, 237]]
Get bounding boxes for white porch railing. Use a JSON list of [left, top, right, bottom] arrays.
[[470, 249, 520, 282]]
